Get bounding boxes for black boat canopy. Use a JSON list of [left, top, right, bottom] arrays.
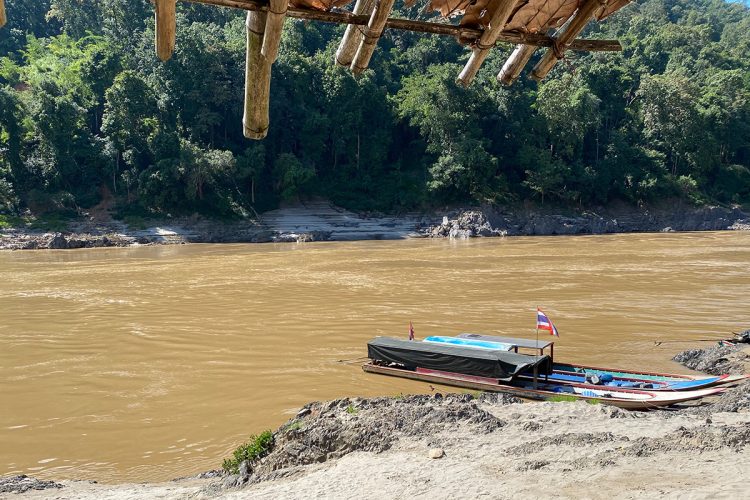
[[367, 337, 552, 381]]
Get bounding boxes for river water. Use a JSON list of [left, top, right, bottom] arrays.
[[1, 232, 748, 482]]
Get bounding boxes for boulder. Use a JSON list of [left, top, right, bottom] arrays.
[[46, 233, 68, 249]]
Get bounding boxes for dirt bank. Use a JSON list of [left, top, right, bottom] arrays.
[[2, 201, 748, 250], [10, 379, 750, 499]]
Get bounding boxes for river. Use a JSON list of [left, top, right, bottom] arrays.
[[1, 232, 748, 482]]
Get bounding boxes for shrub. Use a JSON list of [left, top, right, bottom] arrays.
[[221, 430, 274, 475]]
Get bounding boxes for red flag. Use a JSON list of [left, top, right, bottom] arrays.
[[408, 321, 415, 341]]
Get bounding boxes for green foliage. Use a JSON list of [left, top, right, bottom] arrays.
[[547, 395, 579, 403], [221, 430, 274, 475], [345, 404, 359, 415], [0, 0, 749, 217]]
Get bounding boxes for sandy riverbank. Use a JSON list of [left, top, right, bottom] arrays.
[[7, 386, 750, 499], [4, 343, 749, 500], [1, 200, 748, 250]]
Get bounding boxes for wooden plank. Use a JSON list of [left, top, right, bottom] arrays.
[[155, 0, 177, 61], [335, 0, 376, 67], [0, 0, 6, 29], [184, 0, 622, 53], [244, 10, 271, 140], [457, 0, 518, 87], [351, 0, 398, 75], [531, 0, 608, 81], [261, 0, 288, 62]]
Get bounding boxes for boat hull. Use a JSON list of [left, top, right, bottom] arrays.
[[362, 363, 725, 410]]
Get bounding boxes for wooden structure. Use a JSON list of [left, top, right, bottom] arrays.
[[0, 0, 633, 139]]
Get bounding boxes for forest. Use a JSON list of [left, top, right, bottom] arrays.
[[0, 0, 749, 219]]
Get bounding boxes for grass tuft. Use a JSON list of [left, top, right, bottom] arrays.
[[221, 430, 274, 474]]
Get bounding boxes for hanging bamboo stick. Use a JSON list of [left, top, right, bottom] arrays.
[[0, 0, 6, 29], [350, 0, 397, 75], [497, 44, 536, 85], [335, 0, 376, 67], [261, 0, 288, 62], [456, 0, 518, 87], [154, 0, 177, 61], [244, 10, 272, 140], [531, 0, 608, 81]]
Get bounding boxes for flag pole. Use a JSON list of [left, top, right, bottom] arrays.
[[534, 306, 539, 389]]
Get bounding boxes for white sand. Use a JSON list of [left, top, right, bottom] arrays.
[[14, 400, 749, 500]]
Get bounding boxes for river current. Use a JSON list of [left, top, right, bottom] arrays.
[[1, 232, 748, 482]]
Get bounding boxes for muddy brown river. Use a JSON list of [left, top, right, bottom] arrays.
[[1, 232, 749, 482]]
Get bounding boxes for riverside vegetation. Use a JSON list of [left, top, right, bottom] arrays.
[[0, 0, 749, 222]]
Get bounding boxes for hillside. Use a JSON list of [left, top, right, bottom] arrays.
[[0, 0, 749, 219]]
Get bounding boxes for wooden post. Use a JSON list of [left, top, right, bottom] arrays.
[[154, 0, 177, 61], [261, 0, 288, 62], [497, 44, 536, 85], [456, 0, 518, 87], [0, 0, 6, 29], [244, 11, 271, 140], [335, 0, 376, 67], [531, 0, 608, 81], [350, 0, 397, 75]]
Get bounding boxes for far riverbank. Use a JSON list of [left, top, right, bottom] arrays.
[[1, 200, 749, 250]]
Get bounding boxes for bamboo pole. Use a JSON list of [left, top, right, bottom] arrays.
[[350, 0, 397, 75], [244, 10, 272, 140], [0, 0, 6, 29], [531, 0, 608, 81], [183, 0, 622, 53], [497, 44, 537, 85], [335, 0, 376, 67], [261, 0, 288, 62], [456, 0, 518, 87], [154, 0, 177, 61]]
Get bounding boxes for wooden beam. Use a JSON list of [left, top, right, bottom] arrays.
[[531, 0, 608, 81], [155, 0, 177, 61], [244, 10, 271, 140], [456, 0, 518, 87], [497, 43, 537, 85], [350, 0, 397, 75], [335, 0, 376, 67], [183, 0, 622, 53], [0, 0, 6, 29], [261, 0, 287, 62]]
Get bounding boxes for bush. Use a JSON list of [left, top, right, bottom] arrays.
[[221, 430, 274, 475]]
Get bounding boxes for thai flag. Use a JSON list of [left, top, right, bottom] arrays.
[[537, 308, 559, 337]]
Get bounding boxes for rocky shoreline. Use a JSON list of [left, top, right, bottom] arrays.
[[1, 201, 748, 250], [8, 342, 749, 499]]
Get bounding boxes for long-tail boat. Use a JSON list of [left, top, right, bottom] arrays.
[[450, 334, 747, 390], [363, 337, 726, 409]]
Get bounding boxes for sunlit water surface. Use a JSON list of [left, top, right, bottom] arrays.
[[1, 232, 748, 482]]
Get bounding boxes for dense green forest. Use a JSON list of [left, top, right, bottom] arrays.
[[0, 0, 749, 219]]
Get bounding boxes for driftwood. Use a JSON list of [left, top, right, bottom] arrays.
[[335, 0, 376, 67], [0, 0, 6, 29], [457, 0, 518, 87], [154, 0, 177, 61], [497, 44, 537, 85], [531, 0, 608, 81], [350, 0, 398, 74], [261, 0, 288, 62], [186, 0, 621, 53], [244, 11, 272, 140]]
